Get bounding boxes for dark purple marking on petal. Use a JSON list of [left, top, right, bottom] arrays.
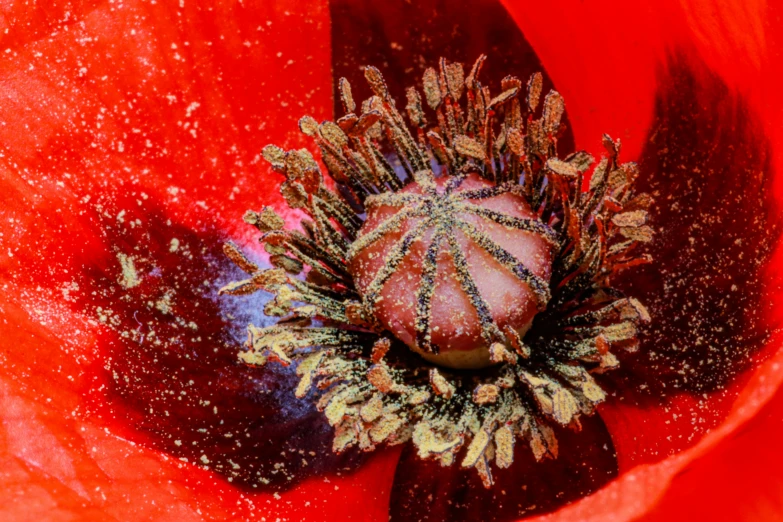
[[388, 414, 617, 522], [329, 0, 574, 153], [70, 190, 368, 491], [612, 54, 781, 396]]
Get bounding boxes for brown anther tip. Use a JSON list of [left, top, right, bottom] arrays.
[[501, 325, 531, 359], [629, 297, 652, 323], [429, 368, 455, 399], [345, 301, 372, 328], [244, 206, 285, 232], [364, 65, 388, 98], [371, 338, 391, 363], [489, 343, 517, 365], [472, 384, 500, 404], [299, 115, 318, 137], [250, 268, 287, 291], [261, 144, 285, 168], [595, 335, 610, 355], [338, 77, 356, 113], [526, 72, 543, 111], [367, 363, 396, 394]]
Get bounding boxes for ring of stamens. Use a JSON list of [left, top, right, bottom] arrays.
[[221, 56, 653, 488]]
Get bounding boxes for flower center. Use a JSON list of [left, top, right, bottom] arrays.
[[349, 171, 554, 369], [221, 56, 653, 488]]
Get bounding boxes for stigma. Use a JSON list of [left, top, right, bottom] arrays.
[[350, 171, 554, 368]]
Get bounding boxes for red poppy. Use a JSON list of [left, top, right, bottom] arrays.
[[1, 0, 782, 520]]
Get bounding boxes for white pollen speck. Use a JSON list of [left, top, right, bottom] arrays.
[[185, 102, 200, 118], [117, 253, 139, 288]]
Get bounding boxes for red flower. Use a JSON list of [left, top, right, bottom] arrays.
[[1, 0, 782, 520]]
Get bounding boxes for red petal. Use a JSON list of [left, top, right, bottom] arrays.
[[0, 0, 396, 518], [500, 0, 783, 519], [0, 0, 331, 225], [637, 361, 783, 522], [4, 0, 783, 519], [599, 50, 779, 466], [502, 0, 783, 189]]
